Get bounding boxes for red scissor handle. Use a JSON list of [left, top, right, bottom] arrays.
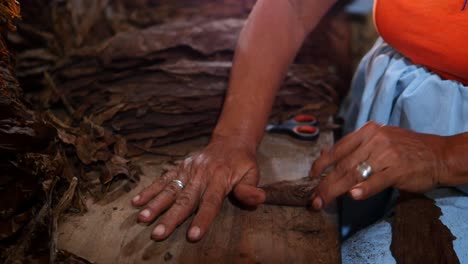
[[294, 114, 317, 124], [293, 125, 318, 135]]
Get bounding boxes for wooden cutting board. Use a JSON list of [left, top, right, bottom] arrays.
[[58, 131, 340, 264]]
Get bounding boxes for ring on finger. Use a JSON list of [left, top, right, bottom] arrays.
[[356, 161, 373, 180], [171, 179, 185, 190]]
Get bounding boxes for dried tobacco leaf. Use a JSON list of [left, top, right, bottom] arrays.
[[0, 0, 20, 31], [101, 155, 129, 184]]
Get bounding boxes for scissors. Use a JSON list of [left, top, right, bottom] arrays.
[[265, 114, 320, 141]]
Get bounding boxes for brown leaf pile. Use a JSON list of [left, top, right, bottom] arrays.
[[12, 1, 344, 157], [45, 113, 140, 186]]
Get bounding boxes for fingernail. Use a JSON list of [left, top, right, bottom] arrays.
[[153, 224, 166, 237], [188, 226, 201, 240], [350, 188, 363, 199], [140, 209, 150, 218], [132, 195, 140, 203], [313, 197, 323, 209]]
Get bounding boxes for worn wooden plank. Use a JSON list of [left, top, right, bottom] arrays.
[[58, 131, 339, 264]]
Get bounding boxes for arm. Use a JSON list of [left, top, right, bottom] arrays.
[[215, 0, 338, 151], [132, 0, 337, 242], [215, 0, 337, 205], [441, 132, 468, 186]]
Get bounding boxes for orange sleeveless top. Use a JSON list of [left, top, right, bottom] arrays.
[[374, 0, 468, 85]]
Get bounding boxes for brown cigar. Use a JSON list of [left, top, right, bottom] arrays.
[[260, 176, 321, 207]]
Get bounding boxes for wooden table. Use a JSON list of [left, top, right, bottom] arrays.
[[58, 131, 340, 263]]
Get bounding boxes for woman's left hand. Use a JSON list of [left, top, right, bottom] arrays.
[[309, 121, 449, 209]]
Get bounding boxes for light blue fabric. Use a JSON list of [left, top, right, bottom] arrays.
[[342, 221, 395, 264], [346, 0, 374, 15], [340, 38, 468, 136], [339, 38, 468, 263], [427, 189, 468, 262]]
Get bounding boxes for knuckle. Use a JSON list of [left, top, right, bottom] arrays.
[[351, 170, 362, 185], [158, 174, 171, 184], [159, 175, 168, 182], [364, 121, 378, 129], [141, 183, 160, 196], [182, 157, 193, 169], [162, 185, 179, 198], [373, 131, 390, 145], [337, 157, 354, 172], [194, 153, 208, 167], [334, 162, 347, 175], [174, 192, 192, 208], [161, 170, 177, 181]]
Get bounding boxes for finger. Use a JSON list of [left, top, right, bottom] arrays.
[[310, 121, 380, 178], [232, 167, 266, 206], [312, 143, 385, 209], [151, 179, 202, 241], [313, 168, 366, 209], [137, 180, 181, 223], [132, 170, 176, 207], [187, 176, 227, 241], [349, 170, 394, 200], [233, 184, 266, 206]]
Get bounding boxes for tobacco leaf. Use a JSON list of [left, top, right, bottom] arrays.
[[390, 192, 460, 264], [261, 177, 321, 207], [114, 135, 128, 157], [101, 155, 129, 184], [0, 0, 21, 31]]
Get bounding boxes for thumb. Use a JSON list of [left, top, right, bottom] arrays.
[[232, 168, 266, 206]]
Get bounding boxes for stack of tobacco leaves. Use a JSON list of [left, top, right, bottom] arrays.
[[11, 0, 346, 157], [52, 17, 341, 156]]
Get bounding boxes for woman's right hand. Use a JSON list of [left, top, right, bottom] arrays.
[[131, 134, 266, 241]]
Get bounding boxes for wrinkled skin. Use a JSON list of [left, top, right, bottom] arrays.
[[131, 135, 266, 241], [130, 0, 342, 242], [309, 121, 449, 209]]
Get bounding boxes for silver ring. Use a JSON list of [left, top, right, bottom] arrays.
[[356, 162, 373, 180], [171, 179, 185, 190]]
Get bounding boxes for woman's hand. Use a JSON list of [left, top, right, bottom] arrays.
[[131, 134, 266, 241], [309, 121, 448, 209]]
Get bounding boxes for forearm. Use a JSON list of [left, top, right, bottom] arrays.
[[441, 132, 468, 186], [213, 0, 336, 151]]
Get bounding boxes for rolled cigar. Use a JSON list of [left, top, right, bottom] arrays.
[[260, 177, 321, 207]]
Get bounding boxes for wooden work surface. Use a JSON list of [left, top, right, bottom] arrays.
[[58, 131, 340, 264]]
